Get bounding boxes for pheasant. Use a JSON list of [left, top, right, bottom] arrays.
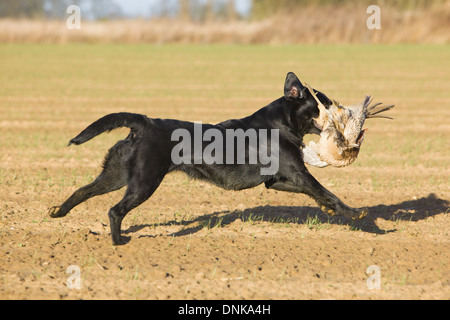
[[303, 84, 394, 168]]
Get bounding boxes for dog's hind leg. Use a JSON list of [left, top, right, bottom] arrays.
[[48, 170, 127, 218], [49, 141, 129, 218], [108, 169, 167, 245]]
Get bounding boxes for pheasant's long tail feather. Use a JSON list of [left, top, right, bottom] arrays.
[[368, 114, 394, 119], [366, 98, 395, 119], [362, 95, 372, 113]]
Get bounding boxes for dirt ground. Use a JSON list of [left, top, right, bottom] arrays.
[[0, 44, 449, 300], [1, 175, 449, 300]]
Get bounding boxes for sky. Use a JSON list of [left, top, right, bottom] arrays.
[[113, 0, 252, 18]]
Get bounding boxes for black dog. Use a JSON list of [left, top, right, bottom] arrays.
[[49, 72, 367, 245]]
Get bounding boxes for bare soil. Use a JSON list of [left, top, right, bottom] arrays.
[[1, 168, 449, 299], [0, 44, 449, 300]]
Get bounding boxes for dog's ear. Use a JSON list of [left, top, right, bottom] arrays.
[[284, 72, 306, 101]]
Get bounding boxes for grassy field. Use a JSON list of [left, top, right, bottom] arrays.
[[0, 44, 449, 299]]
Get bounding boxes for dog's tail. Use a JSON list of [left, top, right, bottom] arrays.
[[68, 112, 148, 146]]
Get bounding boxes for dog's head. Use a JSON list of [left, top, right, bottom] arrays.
[[284, 72, 332, 135]]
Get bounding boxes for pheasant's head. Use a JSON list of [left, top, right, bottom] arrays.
[[303, 84, 329, 133], [284, 74, 333, 136]]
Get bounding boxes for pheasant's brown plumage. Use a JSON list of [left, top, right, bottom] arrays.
[[302, 85, 394, 168]]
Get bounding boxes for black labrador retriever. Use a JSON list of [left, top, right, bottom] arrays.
[[49, 72, 367, 245]]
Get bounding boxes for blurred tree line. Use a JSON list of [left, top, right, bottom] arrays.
[[0, 0, 122, 19], [251, 0, 448, 18], [0, 0, 240, 20], [0, 0, 241, 21], [0, 0, 446, 20]]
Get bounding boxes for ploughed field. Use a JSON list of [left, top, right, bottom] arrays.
[[0, 44, 449, 299]]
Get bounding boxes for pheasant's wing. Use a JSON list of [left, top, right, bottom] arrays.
[[339, 102, 366, 144], [329, 104, 350, 133], [302, 142, 329, 168], [345, 102, 363, 115]]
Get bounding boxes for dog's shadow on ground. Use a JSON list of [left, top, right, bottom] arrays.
[[125, 193, 449, 239]]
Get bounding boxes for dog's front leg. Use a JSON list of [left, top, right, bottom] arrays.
[[266, 171, 367, 220]]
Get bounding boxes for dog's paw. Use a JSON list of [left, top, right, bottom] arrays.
[[48, 206, 63, 218], [112, 236, 130, 246], [358, 207, 369, 219], [320, 205, 337, 217], [341, 207, 368, 220]]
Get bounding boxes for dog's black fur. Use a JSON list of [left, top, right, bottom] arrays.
[[49, 72, 367, 245]]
